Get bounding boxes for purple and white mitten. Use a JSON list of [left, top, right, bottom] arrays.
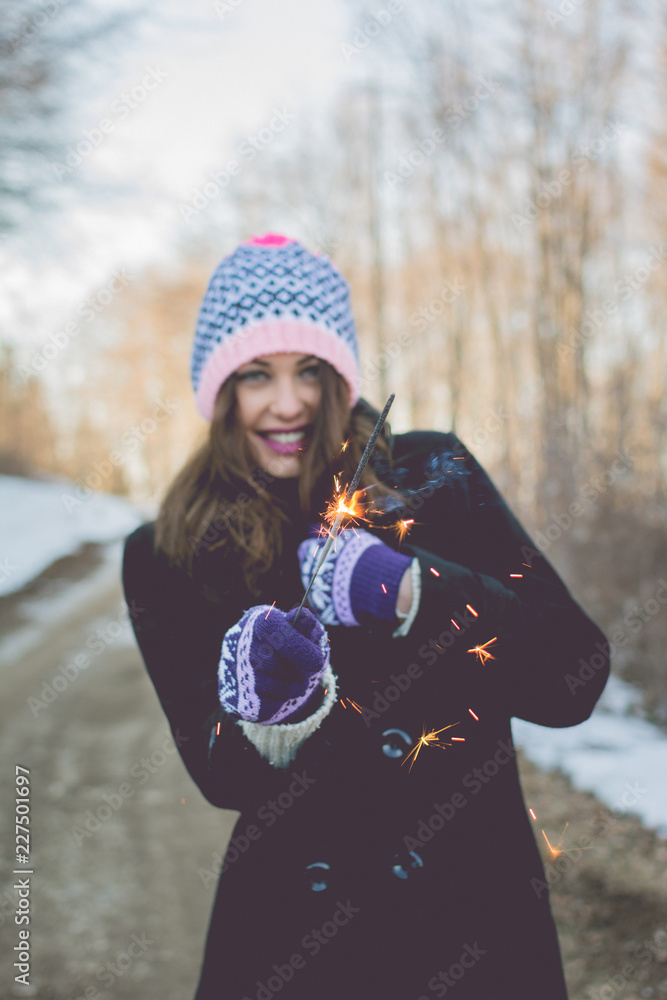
[[297, 526, 413, 627], [218, 605, 329, 724]]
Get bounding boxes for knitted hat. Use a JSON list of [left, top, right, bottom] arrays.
[[191, 233, 361, 421]]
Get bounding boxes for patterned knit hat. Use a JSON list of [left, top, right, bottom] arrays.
[[191, 233, 361, 421]]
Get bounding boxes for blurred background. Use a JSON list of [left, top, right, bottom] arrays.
[[0, 0, 666, 998]]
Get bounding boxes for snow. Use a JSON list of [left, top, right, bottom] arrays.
[[513, 675, 667, 839], [0, 474, 143, 597]]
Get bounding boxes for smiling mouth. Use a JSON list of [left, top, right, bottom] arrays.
[[255, 426, 311, 454]]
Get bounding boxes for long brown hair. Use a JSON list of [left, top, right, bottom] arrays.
[[155, 362, 399, 595]]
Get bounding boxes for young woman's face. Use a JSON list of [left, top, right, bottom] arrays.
[[234, 352, 323, 478]]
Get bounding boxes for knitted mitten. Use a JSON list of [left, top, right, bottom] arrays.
[[218, 605, 329, 724], [297, 526, 412, 627]]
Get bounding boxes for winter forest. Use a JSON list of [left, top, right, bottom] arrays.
[[1, 0, 667, 997]]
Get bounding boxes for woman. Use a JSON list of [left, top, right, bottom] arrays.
[[122, 233, 609, 999]]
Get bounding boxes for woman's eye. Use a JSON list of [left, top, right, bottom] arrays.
[[300, 365, 321, 379], [237, 370, 268, 383]]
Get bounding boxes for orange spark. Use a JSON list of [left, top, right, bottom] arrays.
[[339, 699, 347, 709], [381, 583, 387, 594], [393, 518, 415, 543], [522, 563, 531, 568], [451, 737, 465, 742], [346, 698, 363, 714], [340, 438, 350, 453], [216, 722, 221, 735], [451, 619, 461, 630], [323, 488, 367, 529], [430, 567, 440, 577], [264, 601, 276, 619], [468, 708, 479, 721], [540, 821, 590, 859], [529, 809, 537, 821], [510, 573, 524, 579], [466, 604, 479, 617], [467, 637, 498, 665], [401, 722, 461, 772]]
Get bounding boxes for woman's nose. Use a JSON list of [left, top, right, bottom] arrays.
[[271, 376, 304, 418]]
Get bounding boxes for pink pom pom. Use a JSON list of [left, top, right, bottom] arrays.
[[246, 233, 294, 247]]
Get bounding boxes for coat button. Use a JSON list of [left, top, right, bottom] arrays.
[[381, 728, 413, 759], [304, 862, 330, 892], [391, 849, 424, 880]]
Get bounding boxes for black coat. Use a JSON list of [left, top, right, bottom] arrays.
[[121, 424, 609, 1000]]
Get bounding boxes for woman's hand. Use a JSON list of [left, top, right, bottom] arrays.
[[218, 605, 329, 724], [297, 525, 413, 627]]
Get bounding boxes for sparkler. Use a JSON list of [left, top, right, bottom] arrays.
[[401, 722, 461, 772], [292, 393, 395, 625]]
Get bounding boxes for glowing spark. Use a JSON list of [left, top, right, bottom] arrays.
[[540, 821, 590, 859], [346, 699, 363, 714], [381, 583, 387, 594], [467, 637, 497, 664], [339, 699, 347, 709], [529, 809, 537, 821], [216, 722, 221, 735], [451, 737, 465, 742], [393, 518, 415, 543], [340, 438, 350, 453], [430, 567, 440, 577], [451, 619, 461, 630], [264, 601, 276, 619], [510, 573, 523, 579], [323, 488, 367, 529], [401, 722, 461, 772], [468, 709, 479, 721], [324, 688, 328, 696], [466, 604, 479, 617], [522, 563, 531, 568]]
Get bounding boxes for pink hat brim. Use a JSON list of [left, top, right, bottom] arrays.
[[195, 319, 361, 421]]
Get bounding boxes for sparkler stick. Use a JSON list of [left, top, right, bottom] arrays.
[[292, 393, 395, 625]]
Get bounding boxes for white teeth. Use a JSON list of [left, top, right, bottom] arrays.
[[264, 430, 305, 443]]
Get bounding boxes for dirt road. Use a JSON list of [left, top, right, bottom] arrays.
[[0, 545, 236, 1000]]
